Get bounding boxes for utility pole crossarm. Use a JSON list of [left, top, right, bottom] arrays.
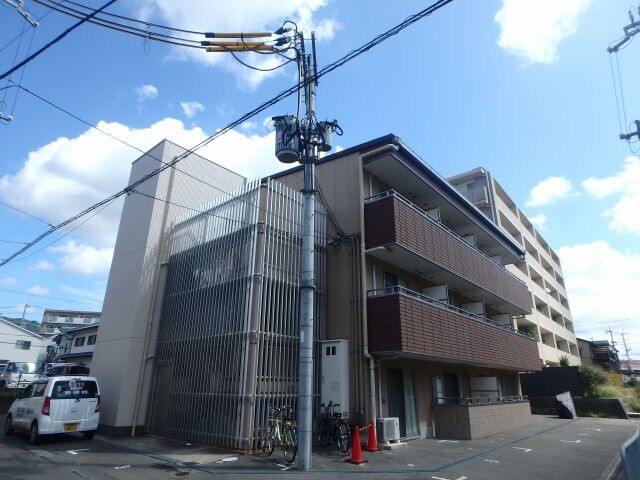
[[619, 120, 640, 141], [1, 0, 39, 26]]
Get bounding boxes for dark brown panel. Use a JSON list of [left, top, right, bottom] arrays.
[[368, 293, 542, 371], [365, 196, 531, 312]]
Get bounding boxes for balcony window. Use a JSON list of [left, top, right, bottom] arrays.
[[15, 340, 31, 350], [87, 335, 96, 345], [74, 337, 85, 347]]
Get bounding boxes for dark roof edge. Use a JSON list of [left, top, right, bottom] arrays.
[[269, 133, 524, 258]]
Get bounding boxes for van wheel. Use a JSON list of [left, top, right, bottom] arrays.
[[4, 414, 13, 435], [29, 421, 39, 445], [83, 430, 96, 440]]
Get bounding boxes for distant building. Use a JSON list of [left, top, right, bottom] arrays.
[[39, 309, 101, 335], [0, 316, 49, 365], [621, 359, 640, 378], [577, 338, 620, 372], [53, 324, 100, 367], [449, 168, 580, 366]]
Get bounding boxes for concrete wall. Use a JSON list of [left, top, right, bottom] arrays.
[[0, 319, 47, 363], [91, 140, 245, 434], [433, 402, 531, 440]]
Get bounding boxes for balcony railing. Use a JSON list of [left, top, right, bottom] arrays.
[[364, 190, 527, 287], [368, 286, 534, 340]]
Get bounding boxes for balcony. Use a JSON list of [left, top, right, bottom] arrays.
[[367, 287, 542, 371], [364, 191, 532, 313]]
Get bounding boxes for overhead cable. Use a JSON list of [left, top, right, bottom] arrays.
[[0, 0, 454, 266]]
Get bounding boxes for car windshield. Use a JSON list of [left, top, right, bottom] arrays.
[[51, 379, 98, 399], [5, 362, 39, 374]]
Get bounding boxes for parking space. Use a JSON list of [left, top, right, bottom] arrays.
[[1, 413, 637, 479]]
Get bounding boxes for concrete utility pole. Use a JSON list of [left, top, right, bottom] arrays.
[[608, 6, 640, 142], [620, 332, 633, 373], [207, 26, 341, 471]]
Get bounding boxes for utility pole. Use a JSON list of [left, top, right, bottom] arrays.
[[608, 6, 640, 142], [605, 327, 621, 374], [20, 302, 29, 328], [620, 331, 633, 374], [206, 25, 340, 471], [1, 0, 39, 27]]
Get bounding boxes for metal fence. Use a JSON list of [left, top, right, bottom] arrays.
[[153, 179, 326, 449], [620, 425, 640, 480]]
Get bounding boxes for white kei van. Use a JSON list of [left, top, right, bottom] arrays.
[[4, 376, 100, 444]]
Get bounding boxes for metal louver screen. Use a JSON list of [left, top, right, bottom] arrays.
[[154, 179, 325, 449]]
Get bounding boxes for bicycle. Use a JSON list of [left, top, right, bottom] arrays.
[[317, 401, 350, 454], [266, 405, 298, 463]]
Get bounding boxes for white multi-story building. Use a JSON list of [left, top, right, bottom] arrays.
[[449, 168, 580, 366], [39, 309, 101, 335], [0, 316, 49, 365], [54, 324, 99, 367]]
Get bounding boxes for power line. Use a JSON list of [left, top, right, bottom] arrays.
[[0, 287, 98, 305], [0, 0, 454, 266], [0, 0, 118, 81], [0, 199, 52, 226]]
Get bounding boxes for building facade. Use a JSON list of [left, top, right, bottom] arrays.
[[577, 338, 619, 372], [54, 324, 100, 367], [39, 309, 101, 335], [0, 317, 49, 365], [93, 135, 541, 448], [448, 168, 580, 366]]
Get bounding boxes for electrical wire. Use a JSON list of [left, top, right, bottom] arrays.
[[0, 0, 455, 266], [0, 0, 118, 82], [0, 199, 52, 226], [0, 5, 55, 54], [33, 0, 205, 49], [0, 240, 28, 244]]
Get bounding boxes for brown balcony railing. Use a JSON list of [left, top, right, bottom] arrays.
[[364, 190, 532, 312], [367, 288, 542, 371]]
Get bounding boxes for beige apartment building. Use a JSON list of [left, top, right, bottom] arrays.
[[448, 168, 580, 366]]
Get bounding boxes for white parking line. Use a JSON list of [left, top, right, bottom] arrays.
[[586, 428, 601, 431], [560, 440, 581, 443], [512, 447, 532, 452], [437, 440, 460, 443], [66, 448, 90, 455], [578, 434, 590, 436], [432, 476, 467, 480], [484, 459, 500, 463]]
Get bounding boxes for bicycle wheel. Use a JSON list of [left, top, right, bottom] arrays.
[[319, 419, 331, 447], [283, 426, 298, 464], [266, 424, 278, 455], [337, 422, 350, 454]]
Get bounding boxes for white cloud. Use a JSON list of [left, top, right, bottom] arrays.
[[136, 84, 158, 101], [1, 277, 17, 286], [180, 101, 205, 118], [131, 0, 339, 89], [525, 176, 573, 207], [560, 241, 640, 356], [27, 285, 49, 295], [30, 260, 55, 271], [582, 156, 640, 234], [495, 0, 591, 64], [1, 117, 283, 280], [528, 213, 547, 230], [49, 241, 114, 277]]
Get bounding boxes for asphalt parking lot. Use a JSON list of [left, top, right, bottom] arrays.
[[0, 412, 637, 480]]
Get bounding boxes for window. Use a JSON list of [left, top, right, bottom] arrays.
[[65, 317, 73, 323], [87, 335, 96, 345], [33, 382, 48, 397], [15, 340, 31, 350], [383, 272, 409, 291], [74, 337, 85, 347], [52, 380, 98, 399], [83, 318, 92, 324], [18, 383, 36, 399]]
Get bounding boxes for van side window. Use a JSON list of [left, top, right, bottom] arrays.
[[33, 382, 47, 397]]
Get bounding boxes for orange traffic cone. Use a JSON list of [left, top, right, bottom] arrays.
[[346, 425, 367, 464], [364, 420, 380, 452]]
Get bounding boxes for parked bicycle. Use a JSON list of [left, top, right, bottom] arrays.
[[317, 401, 350, 453], [266, 405, 297, 463]]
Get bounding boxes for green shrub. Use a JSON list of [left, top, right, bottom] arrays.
[[627, 399, 640, 413], [580, 366, 607, 397], [559, 355, 570, 367], [593, 385, 618, 398], [624, 377, 640, 389]]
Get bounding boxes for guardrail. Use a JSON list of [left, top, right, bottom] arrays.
[[368, 286, 535, 340], [364, 190, 527, 287], [620, 425, 640, 480]]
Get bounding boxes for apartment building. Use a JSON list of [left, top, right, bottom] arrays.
[[39, 309, 101, 335], [54, 324, 100, 367], [448, 168, 580, 366], [93, 135, 541, 449]]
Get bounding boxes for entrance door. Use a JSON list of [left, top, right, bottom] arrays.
[[150, 364, 173, 435], [388, 368, 419, 438]]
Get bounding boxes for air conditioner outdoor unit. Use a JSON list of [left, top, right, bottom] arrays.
[[376, 417, 400, 442]]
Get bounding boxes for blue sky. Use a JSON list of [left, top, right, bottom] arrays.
[[0, 0, 638, 357]]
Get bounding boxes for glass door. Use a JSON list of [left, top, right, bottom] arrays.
[[388, 368, 419, 438]]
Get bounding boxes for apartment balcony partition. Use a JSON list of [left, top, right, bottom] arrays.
[[364, 191, 532, 313], [367, 287, 541, 371]]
